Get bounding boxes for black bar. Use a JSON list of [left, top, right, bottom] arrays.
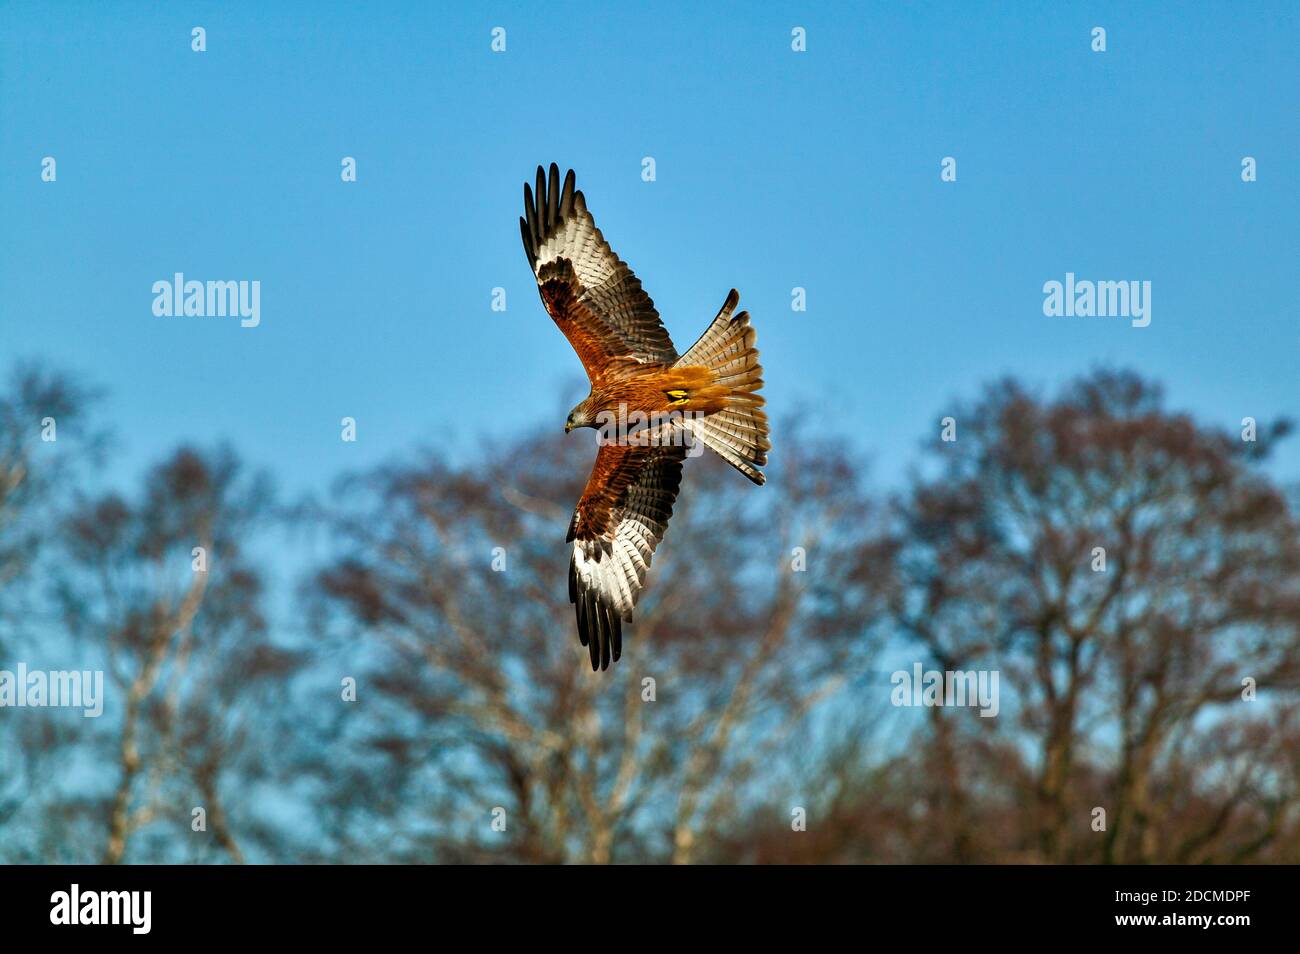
[[0, 864, 1287, 941]]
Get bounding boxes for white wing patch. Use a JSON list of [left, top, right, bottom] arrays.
[[567, 448, 684, 670], [571, 510, 660, 622], [522, 164, 678, 366]]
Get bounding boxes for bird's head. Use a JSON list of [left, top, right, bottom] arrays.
[[565, 399, 597, 434]]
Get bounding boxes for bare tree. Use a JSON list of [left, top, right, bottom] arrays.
[[6, 365, 1297, 865], [0, 364, 97, 628], [0, 365, 98, 860], [307, 422, 892, 863], [888, 370, 1300, 862], [54, 446, 288, 863]]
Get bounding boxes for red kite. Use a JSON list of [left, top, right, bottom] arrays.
[[521, 164, 769, 670]]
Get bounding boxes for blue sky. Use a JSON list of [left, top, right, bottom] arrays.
[[2, 0, 1296, 498]]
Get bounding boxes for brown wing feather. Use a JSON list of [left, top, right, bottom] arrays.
[[538, 260, 632, 381], [567, 443, 686, 670], [521, 163, 678, 379]]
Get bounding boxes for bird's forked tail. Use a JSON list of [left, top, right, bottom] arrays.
[[673, 290, 770, 485]]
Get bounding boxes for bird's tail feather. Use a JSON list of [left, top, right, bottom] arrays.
[[674, 290, 769, 485]]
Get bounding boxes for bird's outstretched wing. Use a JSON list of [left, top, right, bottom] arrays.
[[567, 442, 686, 670], [521, 163, 678, 377]]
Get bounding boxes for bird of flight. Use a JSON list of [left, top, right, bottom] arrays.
[[520, 164, 770, 671]]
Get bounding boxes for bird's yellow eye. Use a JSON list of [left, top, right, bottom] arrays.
[[665, 389, 689, 406]]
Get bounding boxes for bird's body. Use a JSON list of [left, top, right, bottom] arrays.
[[567, 361, 732, 429], [521, 164, 770, 670]]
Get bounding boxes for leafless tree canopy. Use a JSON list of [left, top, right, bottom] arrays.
[[1, 366, 1296, 863]]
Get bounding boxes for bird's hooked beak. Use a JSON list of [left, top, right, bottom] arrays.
[[564, 420, 573, 434]]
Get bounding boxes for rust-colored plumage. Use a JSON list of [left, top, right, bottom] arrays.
[[521, 164, 770, 670]]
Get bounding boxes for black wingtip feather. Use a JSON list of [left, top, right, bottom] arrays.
[[547, 163, 560, 228], [519, 217, 534, 263], [600, 601, 613, 671], [586, 595, 600, 670], [575, 593, 588, 647], [534, 167, 546, 235], [523, 183, 537, 251], [561, 168, 576, 217]]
